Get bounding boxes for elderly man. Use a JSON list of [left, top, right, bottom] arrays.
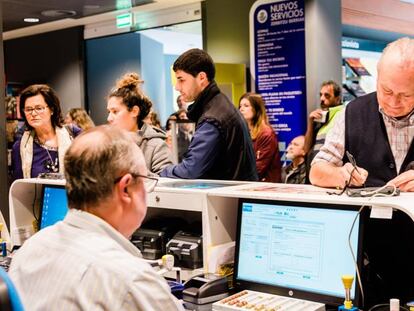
[[310, 37, 414, 192], [282, 135, 307, 184], [9, 125, 184, 310], [161, 48, 257, 181]]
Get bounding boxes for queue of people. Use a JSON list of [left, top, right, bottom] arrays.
[[6, 48, 347, 185], [10, 37, 414, 188]]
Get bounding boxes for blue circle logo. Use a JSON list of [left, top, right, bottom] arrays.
[[257, 9, 268, 24]]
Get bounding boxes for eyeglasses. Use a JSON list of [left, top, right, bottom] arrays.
[[114, 173, 158, 193], [24, 106, 49, 115]]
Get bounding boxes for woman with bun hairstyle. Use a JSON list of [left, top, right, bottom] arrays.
[[239, 92, 282, 182], [107, 72, 172, 175]]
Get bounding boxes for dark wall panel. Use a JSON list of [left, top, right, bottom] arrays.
[[85, 32, 141, 125], [4, 27, 85, 115]]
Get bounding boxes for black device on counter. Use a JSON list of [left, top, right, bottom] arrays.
[[131, 217, 187, 260], [346, 186, 400, 197], [166, 230, 203, 269], [130, 228, 167, 260], [183, 273, 229, 305]]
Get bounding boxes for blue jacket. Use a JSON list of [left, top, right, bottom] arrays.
[[161, 82, 257, 181]]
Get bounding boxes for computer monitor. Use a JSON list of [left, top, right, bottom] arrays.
[[39, 185, 69, 230], [234, 198, 365, 306]]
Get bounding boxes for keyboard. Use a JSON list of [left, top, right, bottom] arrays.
[[212, 290, 325, 311]]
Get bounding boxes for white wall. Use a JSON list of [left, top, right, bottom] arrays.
[[305, 0, 342, 112]]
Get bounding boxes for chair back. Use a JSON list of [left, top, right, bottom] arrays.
[[0, 268, 24, 311]]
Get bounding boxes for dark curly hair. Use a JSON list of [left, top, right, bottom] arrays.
[[108, 72, 152, 129], [19, 84, 64, 130]]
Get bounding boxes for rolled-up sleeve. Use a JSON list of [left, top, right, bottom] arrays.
[[311, 109, 346, 167]]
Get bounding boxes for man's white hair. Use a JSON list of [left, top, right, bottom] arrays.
[[378, 37, 414, 73]]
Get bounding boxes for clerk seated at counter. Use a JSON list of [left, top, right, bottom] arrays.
[[9, 125, 184, 311], [310, 37, 414, 192]]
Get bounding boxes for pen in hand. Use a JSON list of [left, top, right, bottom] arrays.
[[346, 151, 360, 174], [345, 151, 367, 187]]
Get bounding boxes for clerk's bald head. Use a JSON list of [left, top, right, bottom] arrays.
[[64, 125, 146, 209]]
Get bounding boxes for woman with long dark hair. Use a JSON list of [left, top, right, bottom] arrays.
[[239, 92, 281, 182]]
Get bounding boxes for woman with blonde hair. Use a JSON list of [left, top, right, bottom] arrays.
[[65, 108, 95, 131], [107, 72, 172, 175], [239, 92, 281, 182]]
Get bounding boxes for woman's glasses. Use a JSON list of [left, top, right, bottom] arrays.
[[114, 173, 158, 193], [24, 106, 49, 115]]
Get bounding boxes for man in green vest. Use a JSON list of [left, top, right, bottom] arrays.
[[304, 80, 343, 179]]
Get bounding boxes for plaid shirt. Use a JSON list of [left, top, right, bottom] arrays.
[[312, 107, 414, 173]]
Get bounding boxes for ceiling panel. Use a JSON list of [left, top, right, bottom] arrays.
[[2, 0, 153, 32]]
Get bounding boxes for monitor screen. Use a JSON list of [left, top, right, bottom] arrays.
[[234, 199, 364, 306], [39, 185, 69, 230]]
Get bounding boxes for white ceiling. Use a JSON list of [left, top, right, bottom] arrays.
[[2, 0, 202, 34]]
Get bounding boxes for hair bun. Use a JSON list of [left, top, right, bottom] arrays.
[[116, 72, 144, 90]]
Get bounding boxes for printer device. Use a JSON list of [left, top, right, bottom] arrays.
[[166, 230, 203, 269], [183, 273, 229, 305], [130, 228, 167, 260], [131, 217, 186, 260]]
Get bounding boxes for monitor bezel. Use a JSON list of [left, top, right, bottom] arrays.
[[233, 198, 366, 307], [39, 184, 68, 230]]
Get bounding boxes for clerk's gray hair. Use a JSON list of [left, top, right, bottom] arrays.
[[64, 125, 146, 209], [378, 37, 414, 73]]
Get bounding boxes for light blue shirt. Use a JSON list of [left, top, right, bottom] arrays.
[[9, 209, 184, 311]]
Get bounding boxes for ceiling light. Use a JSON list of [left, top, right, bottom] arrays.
[[41, 10, 76, 18], [400, 0, 414, 4], [84, 5, 101, 10], [23, 18, 40, 23]]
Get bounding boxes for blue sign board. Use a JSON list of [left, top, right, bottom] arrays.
[[250, 0, 307, 148]]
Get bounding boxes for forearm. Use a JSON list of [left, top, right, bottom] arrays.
[[303, 121, 315, 154], [309, 161, 346, 188]]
